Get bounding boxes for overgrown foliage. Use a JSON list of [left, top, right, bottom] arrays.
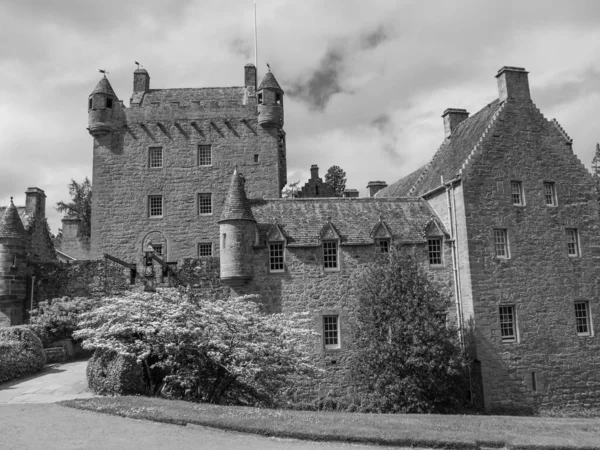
[[592, 143, 600, 203], [75, 289, 318, 406], [87, 349, 146, 395], [28, 296, 96, 346], [349, 246, 469, 413], [0, 326, 46, 383], [324, 165, 347, 197], [56, 177, 92, 238]]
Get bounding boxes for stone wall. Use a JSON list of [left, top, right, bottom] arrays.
[[461, 99, 600, 411]]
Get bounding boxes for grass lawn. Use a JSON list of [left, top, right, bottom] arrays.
[[61, 396, 600, 449]]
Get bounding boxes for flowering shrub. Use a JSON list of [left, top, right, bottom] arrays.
[[86, 348, 145, 395], [75, 288, 318, 406], [28, 296, 97, 345], [0, 326, 46, 383]]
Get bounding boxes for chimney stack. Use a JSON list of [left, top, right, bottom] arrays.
[[367, 181, 388, 197], [310, 165, 319, 180], [133, 68, 150, 93], [496, 66, 530, 103], [25, 187, 46, 218], [442, 108, 469, 138], [343, 189, 359, 198], [244, 63, 257, 90]]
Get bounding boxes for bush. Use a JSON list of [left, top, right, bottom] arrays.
[[0, 326, 46, 383], [86, 348, 146, 396], [28, 296, 96, 346]]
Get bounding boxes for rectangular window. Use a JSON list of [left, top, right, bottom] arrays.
[[198, 242, 213, 257], [149, 147, 163, 168], [269, 242, 285, 272], [566, 228, 580, 257], [106, 98, 113, 109], [499, 305, 517, 342], [323, 241, 338, 270], [198, 145, 212, 166], [148, 195, 163, 217], [198, 193, 212, 215], [575, 301, 592, 336], [494, 229, 509, 258], [544, 182, 557, 206], [376, 239, 390, 253], [323, 315, 340, 349], [427, 238, 442, 265], [152, 244, 163, 257], [511, 181, 524, 205]]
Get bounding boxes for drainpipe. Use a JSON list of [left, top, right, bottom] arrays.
[[446, 183, 464, 342], [30, 276, 36, 311]]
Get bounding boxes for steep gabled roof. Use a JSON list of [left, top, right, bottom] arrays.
[[91, 76, 117, 97], [250, 197, 436, 247], [258, 72, 283, 91], [0, 200, 26, 239], [378, 99, 502, 198], [219, 169, 256, 222]]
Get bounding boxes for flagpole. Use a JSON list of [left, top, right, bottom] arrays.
[[254, 0, 258, 82]]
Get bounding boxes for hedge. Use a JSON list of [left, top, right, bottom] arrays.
[[86, 348, 146, 396], [0, 326, 46, 384]]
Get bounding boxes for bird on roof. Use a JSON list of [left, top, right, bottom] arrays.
[[266, 63, 271, 72]]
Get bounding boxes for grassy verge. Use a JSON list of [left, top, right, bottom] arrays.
[[60, 396, 600, 449]]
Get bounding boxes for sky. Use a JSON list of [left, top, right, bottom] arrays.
[[1, 0, 600, 234]]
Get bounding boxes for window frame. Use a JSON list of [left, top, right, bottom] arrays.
[[510, 180, 525, 206], [268, 241, 285, 273], [198, 145, 212, 167], [494, 229, 510, 259], [375, 238, 390, 254], [148, 147, 163, 169], [197, 193, 213, 216], [427, 237, 443, 266], [322, 240, 339, 271], [323, 315, 341, 350], [566, 228, 580, 257], [152, 244, 163, 257], [198, 242, 213, 257], [543, 181, 557, 207], [575, 301, 593, 337], [148, 195, 163, 218], [499, 305, 518, 343]]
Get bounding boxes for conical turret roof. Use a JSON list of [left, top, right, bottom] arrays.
[[219, 169, 256, 222], [91, 76, 117, 96], [258, 71, 283, 92], [0, 198, 26, 239]]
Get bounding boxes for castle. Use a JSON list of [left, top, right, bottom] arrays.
[[1, 61, 598, 411]]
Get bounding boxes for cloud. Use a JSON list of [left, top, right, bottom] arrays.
[[360, 25, 389, 50]]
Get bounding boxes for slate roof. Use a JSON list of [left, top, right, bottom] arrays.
[[91, 76, 117, 97], [0, 201, 26, 239], [258, 72, 283, 91], [0, 206, 29, 229], [138, 87, 247, 106], [250, 197, 436, 247], [378, 99, 501, 198], [220, 170, 256, 222]]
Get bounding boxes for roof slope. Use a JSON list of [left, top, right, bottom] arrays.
[[220, 170, 256, 222], [0, 201, 26, 239], [258, 72, 283, 91], [379, 100, 501, 198], [250, 197, 436, 246], [139, 86, 248, 106], [91, 76, 117, 97]]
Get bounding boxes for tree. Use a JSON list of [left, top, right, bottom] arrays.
[[349, 246, 468, 413], [281, 180, 300, 198], [75, 289, 318, 406], [56, 178, 92, 238], [324, 165, 347, 197], [592, 143, 600, 202]]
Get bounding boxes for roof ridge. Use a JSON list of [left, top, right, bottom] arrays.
[[407, 141, 448, 196], [550, 118, 573, 144]]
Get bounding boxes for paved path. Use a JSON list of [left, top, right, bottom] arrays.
[[0, 360, 94, 404]]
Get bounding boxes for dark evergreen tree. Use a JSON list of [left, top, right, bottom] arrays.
[[56, 178, 92, 238], [324, 165, 347, 197], [592, 143, 600, 202]]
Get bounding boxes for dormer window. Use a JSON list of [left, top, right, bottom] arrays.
[[257, 92, 263, 104], [323, 241, 339, 271], [106, 98, 113, 109], [376, 239, 390, 253], [269, 241, 285, 273]]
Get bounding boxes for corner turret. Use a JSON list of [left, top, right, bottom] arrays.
[[219, 169, 256, 287], [0, 198, 27, 326], [88, 75, 121, 138], [257, 67, 284, 128]]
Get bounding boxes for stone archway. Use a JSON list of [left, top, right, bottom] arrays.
[[141, 230, 168, 260]]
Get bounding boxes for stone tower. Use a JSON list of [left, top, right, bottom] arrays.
[[219, 169, 256, 290], [0, 199, 27, 326], [88, 75, 123, 138]]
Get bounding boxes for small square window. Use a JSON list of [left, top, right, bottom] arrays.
[[198, 145, 212, 166], [499, 305, 517, 342], [269, 242, 285, 272], [198, 242, 213, 257], [375, 239, 390, 253], [106, 98, 113, 109], [494, 229, 509, 259], [149, 147, 163, 168], [323, 315, 340, 349], [544, 182, 557, 206], [427, 238, 442, 265], [566, 228, 580, 257], [198, 193, 212, 215], [575, 301, 592, 336], [511, 181, 524, 206], [323, 241, 338, 270], [254, 154, 259, 163], [148, 195, 163, 218]]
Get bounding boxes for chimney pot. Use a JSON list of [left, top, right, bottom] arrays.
[[496, 66, 530, 103], [442, 108, 469, 138], [310, 165, 319, 180], [367, 181, 388, 197]]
